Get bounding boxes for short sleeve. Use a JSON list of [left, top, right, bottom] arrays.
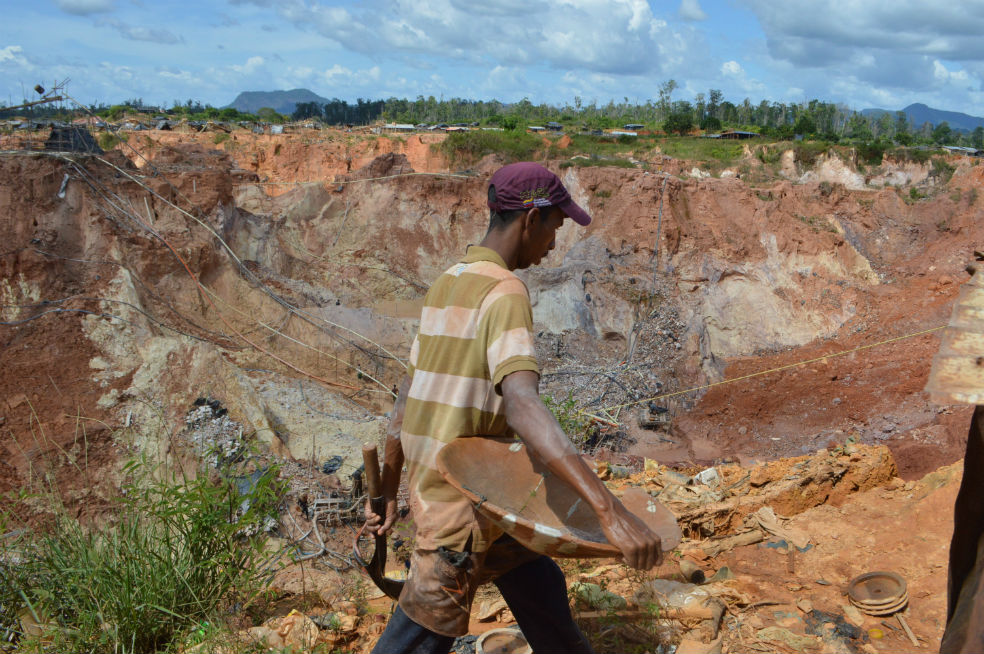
[[479, 279, 539, 394], [407, 334, 420, 380]]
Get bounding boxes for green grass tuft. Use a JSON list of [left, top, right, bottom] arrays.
[[436, 130, 544, 165], [0, 459, 284, 653], [657, 137, 744, 166]]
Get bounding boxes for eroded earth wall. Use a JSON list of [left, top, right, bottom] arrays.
[[2, 136, 982, 513]]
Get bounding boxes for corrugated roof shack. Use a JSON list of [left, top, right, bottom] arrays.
[[719, 130, 758, 140], [378, 123, 416, 134], [943, 145, 983, 157]]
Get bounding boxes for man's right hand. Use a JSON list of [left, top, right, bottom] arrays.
[[600, 501, 663, 570], [364, 497, 398, 536], [501, 371, 664, 570]]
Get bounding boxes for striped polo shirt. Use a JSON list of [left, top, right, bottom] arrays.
[[402, 245, 540, 553]]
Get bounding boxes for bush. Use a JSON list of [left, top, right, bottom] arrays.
[[793, 142, 830, 166], [0, 460, 283, 653], [930, 157, 956, 184], [889, 147, 934, 164], [662, 112, 693, 135], [543, 392, 594, 450], [213, 132, 231, 146], [699, 115, 722, 131], [437, 130, 543, 166], [97, 132, 123, 151], [793, 114, 816, 136], [856, 140, 889, 166], [756, 145, 784, 165]]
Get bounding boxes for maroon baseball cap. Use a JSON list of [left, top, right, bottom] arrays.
[[487, 162, 592, 226]]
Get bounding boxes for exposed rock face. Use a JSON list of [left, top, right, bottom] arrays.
[[1, 130, 981, 492], [522, 237, 635, 342], [797, 152, 866, 190]]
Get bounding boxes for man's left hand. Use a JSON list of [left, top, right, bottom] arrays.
[[365, 497, 398, 536]]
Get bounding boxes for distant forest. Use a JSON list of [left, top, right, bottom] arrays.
[[5, 82, 983, 148]]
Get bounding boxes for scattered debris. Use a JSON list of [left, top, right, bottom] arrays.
[[571, 582, 628, 611], [184, 398, 245, 467]]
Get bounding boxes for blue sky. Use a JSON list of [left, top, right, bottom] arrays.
[[3, 0, 983, 115]]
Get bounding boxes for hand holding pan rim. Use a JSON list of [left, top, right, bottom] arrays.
[[436, 436, 681, 558]]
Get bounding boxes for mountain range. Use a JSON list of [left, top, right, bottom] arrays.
[[862, 103, 984, 132], [226, 89, 332, 115]]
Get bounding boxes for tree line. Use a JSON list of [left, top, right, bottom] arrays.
[[3, 86, 982, 149], [291, 83, 983, 147]]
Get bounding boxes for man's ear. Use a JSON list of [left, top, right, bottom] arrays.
[[521, 207, 539, 233]]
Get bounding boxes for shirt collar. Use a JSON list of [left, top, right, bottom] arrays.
[[462, 245, 508, 270]]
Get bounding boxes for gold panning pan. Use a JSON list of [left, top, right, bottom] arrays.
[[851, 589, 910, 609], [847, 571, 908, 616], [436, 436, 681, 558], [851, 596, 909, 616]]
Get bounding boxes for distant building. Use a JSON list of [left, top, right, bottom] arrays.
[[719, 130, 758, 140], [943, 145, 983, 157], [624, 123, 645, 130], [382, 123, 415, 132], [546, 122, 563, 131], [528, 126, 545, 132], [611, 130, 638, 137]]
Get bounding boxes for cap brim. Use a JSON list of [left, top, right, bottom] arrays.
[[557, 197, 592, 226]]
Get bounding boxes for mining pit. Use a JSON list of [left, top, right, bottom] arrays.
[[1, 126, 982, 653]]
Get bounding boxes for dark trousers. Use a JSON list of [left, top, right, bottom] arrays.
[[371, 555, 594, 654], [941, 406, 984, 653]]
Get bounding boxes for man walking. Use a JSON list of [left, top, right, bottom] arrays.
[[366, 162, 662, 654]]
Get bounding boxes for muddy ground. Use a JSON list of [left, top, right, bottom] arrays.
[[1, 125, 982, 652]]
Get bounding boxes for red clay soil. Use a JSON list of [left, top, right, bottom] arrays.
[[564, 164, 983, 479], [0, 250, 128, 526], [713, 463, 960, 651]]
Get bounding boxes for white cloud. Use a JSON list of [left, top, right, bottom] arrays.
[[488, 65, 524, 89], [54, 0, 114, 15], [158, 68, 197, 83], [735, 0, 984, 109], [679, 0, 707, 21], [99, 61, 135, 81], [231, 56, 265, 75], [716, 59, 766, 95], [98, 19, 182, 44], [322, 64, 352, 83], [232, 0, 694, 77], [0, 45, 26, 64], [741, 1, 984, 64]]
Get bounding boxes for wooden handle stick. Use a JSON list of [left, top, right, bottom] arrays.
[[363, 445, 382, 498]]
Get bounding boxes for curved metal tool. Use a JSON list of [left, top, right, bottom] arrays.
[[352, 444, 404, 600]]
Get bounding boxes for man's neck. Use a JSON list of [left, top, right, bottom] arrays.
[[477, 229, 519, 270]]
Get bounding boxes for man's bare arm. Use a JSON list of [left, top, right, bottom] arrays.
[[501, 370, 662, 570], [365, 374, 409, 536]]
